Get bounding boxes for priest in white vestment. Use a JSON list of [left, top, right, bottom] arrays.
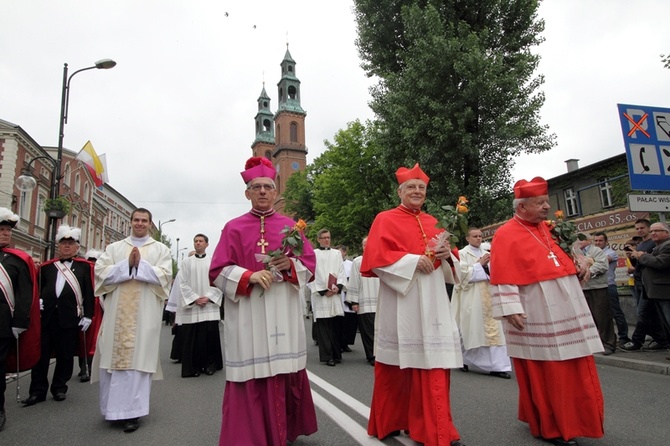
[[175, 233, 223, 377], [93, 208, 172, 433], [451, 228, 511, 378], [346, 236, 379, 365], [311, 229, 346, 366]]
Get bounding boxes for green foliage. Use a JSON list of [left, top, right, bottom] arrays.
[[43, 196, 71, 214], [354, 0, 554, 228], [435, 197, 470, 246], [293, 120, 396, 251], [547, 217, 586, 257], [662, 53, 670, 69], [284, 170, 316, 225]]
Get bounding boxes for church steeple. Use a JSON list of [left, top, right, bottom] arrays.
[[252, 83, 275, 158], [276, 46, 304, 114], [273, 44, 307, 211]]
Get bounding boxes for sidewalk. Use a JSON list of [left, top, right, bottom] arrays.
[[593, 347, 670, 375]]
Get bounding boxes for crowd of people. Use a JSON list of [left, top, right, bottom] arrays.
[[2, 159, 670, 446]]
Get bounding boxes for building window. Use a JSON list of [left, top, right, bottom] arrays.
[[599, 178, 613, 208], [63, 164, 71, 187], [75, 173, 81, 194], [290, 122, 298, 142], [37, 195, 46, 228], [564, 188, 578, 216], [288, 85, 297, 100], [19, 191, 29, 219]]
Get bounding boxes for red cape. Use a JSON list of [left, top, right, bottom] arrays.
[[489, 216, 577, 286], [4, 248, 40, 372], [361, 206, 458, 277]]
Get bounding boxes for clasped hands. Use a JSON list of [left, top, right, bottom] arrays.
[[128, 247, 141, 270], [416, 243, 451, 275]]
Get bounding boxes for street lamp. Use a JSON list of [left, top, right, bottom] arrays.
[[16, 156, 57, 192], [157, 219, 175, 241], [175, 237, 180, 261], [39, 58, 117, 259]]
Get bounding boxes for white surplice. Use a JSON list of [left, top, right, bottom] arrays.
[[176, 255, 222, 324], [373, 254, 463, 369], [310, 249, 346, 320], [212, 258, 312, 382]]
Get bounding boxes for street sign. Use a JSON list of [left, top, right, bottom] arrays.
[[617, 103, 670, 191], [628, 194, 670, 212]]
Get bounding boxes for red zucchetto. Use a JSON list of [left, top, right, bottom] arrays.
[[241, 157, 276, 183], [513, 177, 548, 198], [395, 163, 430, 185]]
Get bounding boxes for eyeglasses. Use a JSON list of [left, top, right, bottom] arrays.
[[650, 229, 669, 233], [247, 184, 275, 192]]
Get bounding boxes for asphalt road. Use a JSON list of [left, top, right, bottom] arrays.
[[3, 320, 670, 445]]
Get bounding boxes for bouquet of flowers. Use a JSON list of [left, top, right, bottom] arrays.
[[545, 210, 588, 274], [255, 219, 308, 282], [436, 196, 469, 246]]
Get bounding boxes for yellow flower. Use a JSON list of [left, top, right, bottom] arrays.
[[457, 196, 469, 205], [554, 210, 564, 220], [456, 204, 469, 214], [294, 219, 307, 232]]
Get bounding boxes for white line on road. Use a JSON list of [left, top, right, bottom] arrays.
[[308, 371, 416, 446]]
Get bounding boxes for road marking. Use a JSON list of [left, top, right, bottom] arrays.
[[308, 371, 415, 445]]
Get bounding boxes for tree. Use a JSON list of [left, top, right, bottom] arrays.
[[662, 53, 670, 69], [294, 120, 396, 253], [284, 170, 316, 227], [354, 0, 555, 226]]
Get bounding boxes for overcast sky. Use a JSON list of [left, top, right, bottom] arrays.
[[2, 0, 670, 254]]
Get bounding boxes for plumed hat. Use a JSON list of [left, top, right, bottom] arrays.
[[85, 249, 103, 260], [513, 177, 548, 199], [56, 225, 81, 243], [241, 157, 276, 183], [395, 163, 430, 185], [0, 207, 19, 228]]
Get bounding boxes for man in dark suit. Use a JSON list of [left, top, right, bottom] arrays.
[[634, 222, 670, 341], [22, 225, 94, 405], [0, 208, 35, 430]]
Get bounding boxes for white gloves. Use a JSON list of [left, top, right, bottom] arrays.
[[40, 299, 44, 310], [12, 327, 26, 339], [79, 317, 92, 332]]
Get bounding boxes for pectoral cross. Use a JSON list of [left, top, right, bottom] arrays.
[[548, 251, 560, 267], [258, 216, 268, 254]]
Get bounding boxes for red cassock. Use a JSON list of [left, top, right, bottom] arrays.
[[362, 206, 462, 446], [489, 217, 604, 441]]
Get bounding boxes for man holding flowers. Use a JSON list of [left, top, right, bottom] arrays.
[[209, 157, 317, 445], [362, 163, 465, 446], [489, 177, 604, 446]]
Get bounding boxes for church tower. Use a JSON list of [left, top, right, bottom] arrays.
[[250, 46, 307, 214], [251, 84, 275, 160], [273, 45, 307, 212]]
